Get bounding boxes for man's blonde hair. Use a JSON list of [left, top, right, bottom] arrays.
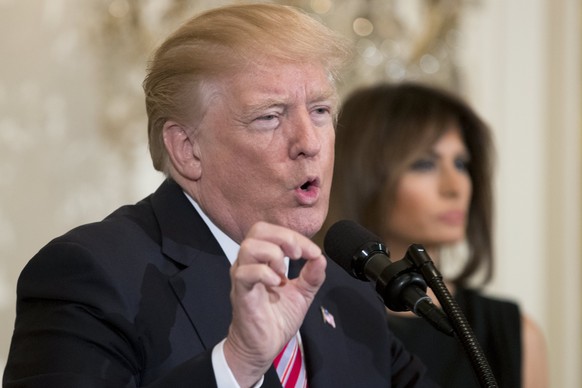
[[143, 3, 352, 174]]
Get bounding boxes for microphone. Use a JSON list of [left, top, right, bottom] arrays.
[[324, 219, 453, 336]]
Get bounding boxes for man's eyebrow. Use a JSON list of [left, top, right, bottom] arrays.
[[311, 88, 338, 103], [314, 91, 340, 112], [241, 88, 338, 115], [244, 99, 286, 112]]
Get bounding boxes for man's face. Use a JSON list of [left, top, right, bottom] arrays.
[[190, 60, 337, 242]]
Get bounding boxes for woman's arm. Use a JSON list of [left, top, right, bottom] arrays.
[[522, 314, 549, 388]]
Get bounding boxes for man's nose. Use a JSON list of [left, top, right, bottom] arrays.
[[289, 111, 322, 159]]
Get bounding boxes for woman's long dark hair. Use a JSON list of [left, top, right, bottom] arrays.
[[323, 82, 495, 286]]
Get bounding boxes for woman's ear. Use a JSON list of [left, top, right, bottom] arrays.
[[162, 121, 202, 180]]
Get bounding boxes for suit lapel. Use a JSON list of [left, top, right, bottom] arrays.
[[151, 180, 233, 349], [290, 260, 355, 387], [150, 181, 342, 386], [168, 254, 232, 349]]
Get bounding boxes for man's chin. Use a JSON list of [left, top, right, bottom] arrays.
[[265, 203, 327, 236], [293, 218, 325, 238]]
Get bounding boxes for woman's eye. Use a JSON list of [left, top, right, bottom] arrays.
[[410, 159, 435, 171], [454, 157, 470, 172]]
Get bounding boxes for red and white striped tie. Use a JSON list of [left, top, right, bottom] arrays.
[[273, 334, 308, 388]]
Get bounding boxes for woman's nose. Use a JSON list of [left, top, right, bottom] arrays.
[[440, 166, 467, 197]]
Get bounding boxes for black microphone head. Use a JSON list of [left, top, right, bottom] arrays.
[[323, 219, 388, 281]]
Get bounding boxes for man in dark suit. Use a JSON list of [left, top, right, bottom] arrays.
[[4, 4, 436, 387]]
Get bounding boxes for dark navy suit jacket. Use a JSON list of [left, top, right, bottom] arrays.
[[4, 179, 436, 387]]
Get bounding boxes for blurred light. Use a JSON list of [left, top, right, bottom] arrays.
[[353, 17, 374, 37], [419, 54, 440, 74], [42, 0, 65, 27], [365, 51, 384, 66], [379, 38, 401, 58], [385, 59, 406, 80], [44, 94, 67, 139], [356, 39, 384, 66], [355, 38, 376, 57], [446, 29, 462, 49], [108, 0, 129, 19], [310, 0, 333, 14]]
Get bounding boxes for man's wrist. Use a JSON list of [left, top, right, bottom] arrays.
[[212, 338, 265, 388]]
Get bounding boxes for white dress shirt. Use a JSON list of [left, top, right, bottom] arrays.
[[184, 193, 268, 388]]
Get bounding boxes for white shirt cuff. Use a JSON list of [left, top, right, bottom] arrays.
[[212, 338, 265, 388]]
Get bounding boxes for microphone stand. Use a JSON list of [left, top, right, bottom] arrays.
[[404, 244, 498, 388]]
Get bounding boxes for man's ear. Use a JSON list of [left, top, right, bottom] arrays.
[[162, 121, 202, 180]]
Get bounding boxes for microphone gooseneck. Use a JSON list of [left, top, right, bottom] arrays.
[[324, 219, 498, 388]]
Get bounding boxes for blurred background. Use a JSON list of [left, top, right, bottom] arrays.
[[0, 0, 579, 386]]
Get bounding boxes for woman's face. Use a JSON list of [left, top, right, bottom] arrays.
[[385, 127, 472, 255]]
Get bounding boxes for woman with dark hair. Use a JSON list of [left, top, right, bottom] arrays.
[[322, 82, 547, 387]]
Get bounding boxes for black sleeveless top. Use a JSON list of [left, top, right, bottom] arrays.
[[388, 287, 522, 388]]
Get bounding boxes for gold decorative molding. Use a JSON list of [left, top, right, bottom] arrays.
[[91, 0, 468, 145]]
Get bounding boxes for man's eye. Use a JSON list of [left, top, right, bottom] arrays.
[[257, 114, 277, 121], [312, 106, 333, 118], [250, 113, 281, 131], [311, 106, 333, 126]]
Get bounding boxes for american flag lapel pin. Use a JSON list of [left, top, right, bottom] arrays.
[[320, 306, 336, 328]]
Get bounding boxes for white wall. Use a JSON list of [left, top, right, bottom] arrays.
[[459, 1, 581, 386], [0, 0, 164, 377]]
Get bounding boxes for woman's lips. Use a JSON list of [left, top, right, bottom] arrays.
[[438, 210, 466, 225]]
